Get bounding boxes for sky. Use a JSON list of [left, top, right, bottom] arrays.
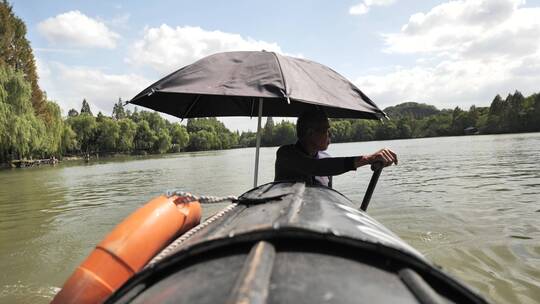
[[9, 0, 540, 131]]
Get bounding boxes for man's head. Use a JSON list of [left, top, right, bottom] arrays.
[[296, 109, 331, 151]]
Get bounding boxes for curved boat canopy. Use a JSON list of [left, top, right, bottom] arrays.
[[107, 182, 488, 304]]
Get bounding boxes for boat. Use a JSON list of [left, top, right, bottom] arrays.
[[51, 50, 490, 302], [51, 181, 489, 304]]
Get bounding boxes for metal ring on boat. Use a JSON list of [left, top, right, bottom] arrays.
[[51, 195, 202, 304]]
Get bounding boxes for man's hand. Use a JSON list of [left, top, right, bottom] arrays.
[[355, 148, 398, 168]]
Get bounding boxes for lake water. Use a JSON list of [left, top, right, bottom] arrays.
[[0, 133, 539, 303]]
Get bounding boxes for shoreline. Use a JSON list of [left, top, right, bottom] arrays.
[[2, 131, 539, 169]]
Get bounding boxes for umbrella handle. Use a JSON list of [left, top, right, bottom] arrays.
[[360, 162, 384, 212]]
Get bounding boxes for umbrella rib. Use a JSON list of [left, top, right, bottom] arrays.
[[182, 95, 201, 119], [271, 52, 289, 103]]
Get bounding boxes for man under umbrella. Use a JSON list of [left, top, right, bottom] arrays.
[[128, 51, 396, 187], [275, 109, 397, 188]]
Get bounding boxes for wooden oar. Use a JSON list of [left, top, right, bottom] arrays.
[[360, 162, 383, 211]]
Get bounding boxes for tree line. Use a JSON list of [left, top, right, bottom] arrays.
[[256, 92, 540, 146], [324, 92, 540, 143], [63, 100, 298, 155], [1, 1, 64, 163], [1, 0, 539, 165]]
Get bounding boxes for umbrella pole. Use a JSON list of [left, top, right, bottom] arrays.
[[253, 98, 263, 188]]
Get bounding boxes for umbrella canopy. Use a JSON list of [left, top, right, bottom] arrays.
[[129, 51, 386, 119], [129, 51, 387, 187]]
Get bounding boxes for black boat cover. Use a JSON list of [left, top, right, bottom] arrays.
[[107, 182, 488, 304]]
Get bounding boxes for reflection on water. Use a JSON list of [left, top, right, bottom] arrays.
[[1, 133, 539, 303]]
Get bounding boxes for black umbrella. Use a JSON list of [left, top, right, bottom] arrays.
[[129, 51, 386, 186], [130, 51, 385, 119]]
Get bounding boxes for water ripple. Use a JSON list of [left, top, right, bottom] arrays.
[[1, 133, 540, 304]]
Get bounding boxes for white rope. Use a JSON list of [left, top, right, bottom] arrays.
[[167, 190, 238, 204], [145, 192, 239, 268]]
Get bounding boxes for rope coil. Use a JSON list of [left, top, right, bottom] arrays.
[[146, 192, 239, 268], [167, 190, 238, 204]]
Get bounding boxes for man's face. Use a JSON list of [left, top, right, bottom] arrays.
[[311, 120, 331, 151]]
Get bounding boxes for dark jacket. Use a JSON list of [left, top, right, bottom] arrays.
[[274, 142, 357, 187]]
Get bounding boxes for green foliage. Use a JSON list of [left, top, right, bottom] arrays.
[[0, 64, 49, 162], [187, 117, 222, 133], [529, 94, 540, 132], [0, 1, 44, 114], [116, 118, 137, 152], [396, 119, 412, 138], [66, 114, 97, 153], [1, 62, 32, 114], [155, 128, 171, 153], [80, 99, 93, 116], [40, 101, 65, 155], [262, 117, 274, 146], [383, 102, 439, 119], [2, 85, 540, 162], [257, 119, 296, 147], [169, 123, 189, 152], [96, 111, 105, 122], [318, 90, 539, 143], [330, 120, 353, 142], [134, 120, 157, 151], [375, 120, 398, 140], [9, 114, 44, 159], [186, 118, 238, 150], [351, 120, 375, 141], [68, 108, 78, 117], [112, 98, 126, 120], [60, 124, 77, 154], [239, 131, 257, 147], [417, 113, 452, 137], [189, 130, 220, 151], [220, 131, 239, 149], [138, 111, 165, 131], [96, 117, 120, 152], [272, 121, 296, 145]]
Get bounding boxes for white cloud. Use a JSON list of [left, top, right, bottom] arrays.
[[126, 25, 285, 74], [349, 0, 396, 15], [349, 3, 369, 15], [37, 11, 120, 49], [366, 0, 397, 6], [35, 58, 287, 131], [36, 59, 151, 115], [35, 57, 50, 79], [355, 0, 540, 110], [383, 0, 537, 58], [356, 51, 540, 110]]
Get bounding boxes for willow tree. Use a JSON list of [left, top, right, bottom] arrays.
[[0, 1, 44, 114], [169, 123, 189, 152], [117, 118, 137, 152], [66, 114, 97, 153], [0, 64, 46, 161], [96, 117, 120, 152]]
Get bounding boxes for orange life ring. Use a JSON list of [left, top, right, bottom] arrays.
[[51, 195, 202, 304]]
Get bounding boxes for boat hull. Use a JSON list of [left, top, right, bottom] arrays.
[[106, 182, 489, 304]]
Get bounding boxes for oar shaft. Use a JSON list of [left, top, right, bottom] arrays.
[[360, 163, 383, 211]]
